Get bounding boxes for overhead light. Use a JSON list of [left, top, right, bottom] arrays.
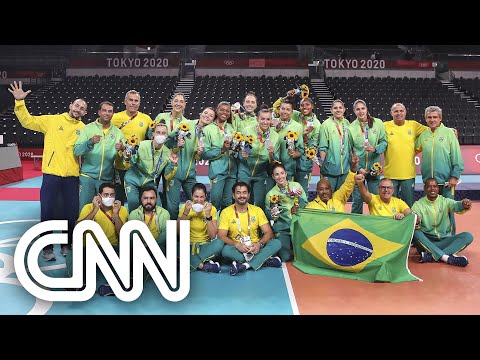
[[147, 46, 151, 51]]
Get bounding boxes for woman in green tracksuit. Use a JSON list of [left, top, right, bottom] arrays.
[[202, 101, 237, 212], [232, 91, 258, 132], [318, 99, 351, 192], [272, 98, 304, 183], [124, 122, 178, 212], [237, 105, 280, 212], [265, 162, 308, 262], [165, 107, 216, 219], [348, 99, 387, 214], [291, 97, 322, 195]]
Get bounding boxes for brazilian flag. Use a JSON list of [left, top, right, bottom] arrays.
[[291, 209, 420, 283]]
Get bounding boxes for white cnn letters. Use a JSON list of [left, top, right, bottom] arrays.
[[14, 220, 190, 302]]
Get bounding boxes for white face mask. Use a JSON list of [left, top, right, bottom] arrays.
[[155, 135, 167, 145], [192, 203, 205, 213], [102, 197, 115, 207]]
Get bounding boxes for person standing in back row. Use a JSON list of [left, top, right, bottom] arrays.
[[111, 90, 153, 206], [9, 81, 86, 260]]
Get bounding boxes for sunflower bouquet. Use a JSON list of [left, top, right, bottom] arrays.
[[230, 132, 244, 153], [177, 123, 192, 146], [368, 162, 383, 178], [285, 131, 299, 151], [241, 134, 254, 155], [269, 194, 283, 219], [305, 146, 316, 160], [125, 134, 140, 157]]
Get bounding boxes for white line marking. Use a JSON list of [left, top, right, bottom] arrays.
[[282, 263, 299, 315], [0, 219, 40, 225], [39, 263, 66, 271], [0, 237, 20, 245]]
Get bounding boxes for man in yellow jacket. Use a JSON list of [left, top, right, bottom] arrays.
[[9, 81, 86, 261]]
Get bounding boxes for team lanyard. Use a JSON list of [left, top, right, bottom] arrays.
[[256, 126, 270, 144], [234, 205, 250, 237], [278, 118, 291, 131], [334, 120, 346, 153], [143, 209, 156, 228], [216, 119, 228, 136], [100, 208, 115, 224], [361, 122, 369, 141], [278, 182, 292, 196], [151, 142, 163, 180], [302, 114, 314, 126], [170, 113, 183, 132], [119, 112, 138, 130]]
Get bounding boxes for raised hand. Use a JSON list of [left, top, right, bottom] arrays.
[[112, 200, 121, 215], [462, 198, 472, 210], [91, 135, 102, 144], [350, 149, 359, 172], [92, 195, 101, 209], [355, 173, 365, 183], [168, 151, 178, 165], [8, 81, 31, 100], [204, 201, 212, 216], [115, 141, 125, 151]]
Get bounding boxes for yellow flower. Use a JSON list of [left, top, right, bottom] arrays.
[[246, 135, 254, 145], [179, 123, 190, 132], [372, 162, 382, 173], [306, 146, 316, 159], [286, 131, 298, 141], [234, 132, 244, 142], [128, 135, 139, 146], [149, 121, 157, 129], [300, 84, 309, 99], [270, 195, 279, 204]]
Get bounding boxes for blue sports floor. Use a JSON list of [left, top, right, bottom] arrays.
[[0, 177, 297, 315]]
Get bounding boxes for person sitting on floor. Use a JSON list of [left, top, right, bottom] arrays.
[[411, 178, 473, 267]]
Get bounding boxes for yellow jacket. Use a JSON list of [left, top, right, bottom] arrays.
[[14, 100, 85, 177], [111, 110, 153, 171]]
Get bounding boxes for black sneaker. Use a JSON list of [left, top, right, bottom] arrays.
[[230, 261, 246, 276], [203, 260, 221, 273], [97, 284, 115, 296], [263, 256, 282, 268], [447, 255, 469, 267], [420, 251, 434, 263]]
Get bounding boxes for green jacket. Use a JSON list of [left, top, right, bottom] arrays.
[[233, 112, 257, 133], [348, 117, 387, 173], [412, 195, 468, 238], [415, 124, 464, 184], [202, 120, 237, 179], [237, 125, 280, 179], [124, 140, 177, 188], [265, 181, 308, 232], [319, 117, 351, 177], [128, 205, 171, 245], [167, 119, 201, 180], [291, 110, 322, 173], [74, 119, 126, 181], [272, 119, 304, 180]]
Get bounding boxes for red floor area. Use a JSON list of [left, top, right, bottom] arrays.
[[0, 188, 40, 200], [22, 159, 42, 180], [0, 160, 41, 200]]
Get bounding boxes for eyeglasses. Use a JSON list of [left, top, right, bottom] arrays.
[[100, 193, 116, 198], [379, 186, 393, 191]]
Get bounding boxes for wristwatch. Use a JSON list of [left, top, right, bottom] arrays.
[[205, 215, 213, 221]]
